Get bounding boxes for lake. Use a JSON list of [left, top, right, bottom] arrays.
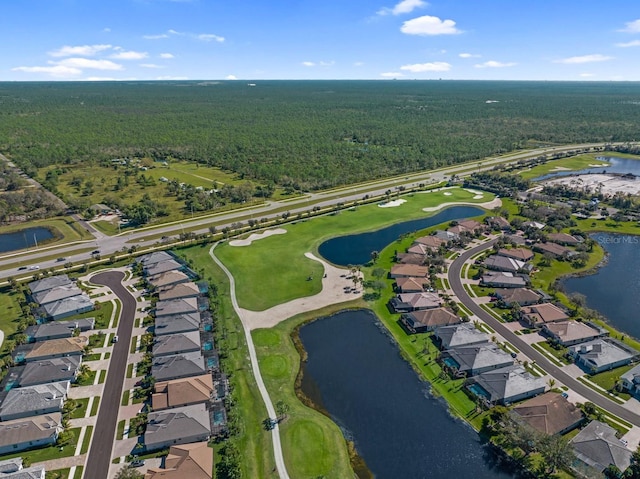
[[0, 227, 54, 254], [299, 309, 516, 479], [535, 156, 640, 181], [318, 205, 484, 266], [564, 233, 640, 339]]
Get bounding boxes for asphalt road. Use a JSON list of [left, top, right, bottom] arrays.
[[0, 142, 619, 281], [84, 271, 137, 479], [448, 240, 640, 427]]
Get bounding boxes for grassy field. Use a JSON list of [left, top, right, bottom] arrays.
[[174, 244, 276, 479], [0, 286, 23, 355], [253, 307, 360, 479], [517, 154, 610, 180], [588, 365, 635, 401], [214, 187, 494, 311]]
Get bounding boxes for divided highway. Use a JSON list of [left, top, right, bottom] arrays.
[[448, 240, 640, 427]]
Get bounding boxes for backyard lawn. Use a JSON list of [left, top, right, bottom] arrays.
[[214, 187, 494, 311], [516, 154, 610, 180]]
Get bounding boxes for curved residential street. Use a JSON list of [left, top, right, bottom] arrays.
[[209, 244, 291, 479], [448, 239, 640, 427], [84, 271, 137, 479]]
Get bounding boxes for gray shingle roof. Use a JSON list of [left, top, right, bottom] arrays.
[[12, 357, 81, 387], [1, 466, 46, 478], [153, 331, 201, 357], [32, 284, 84, 306], [571, 420, 633, 472], [469, 365, 546, 404], [152, 352, 206, 382], [435, 323, 490, 349], [0, 381, 69, 420], [145, 259, 183, 277], [154, 313, 201, 336], [25, 318, 94, 342], [155, 298, 199, 317], [442, 343, 514, 376], [138, 251, 174, 266], [28, 275, 72, 294], [145, 403, 211, 450], [148, 270, 190, 288], [42, 294, 93, 319], [569, 339, 637, 370]]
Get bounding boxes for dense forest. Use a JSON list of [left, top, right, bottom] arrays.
[[1, 80, 640, 190]]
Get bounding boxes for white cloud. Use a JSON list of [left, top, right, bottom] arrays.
[[110, 50, 148, 60], [378, 0, 427, 16], [554, 54, 613, 64], [140, 63, 164, 68], [85, 76, 119, 81], [197, 33, 224, 42], [400, 61, 451, 72], [620, 19, 640, 33], [401, 15, 461, 36], [354, 61, 364, 67], [580, 73, 595, 77], [459, 52, 480, 58], [302, 61, 315, 67], [226, 75, 238, 80], [56, 58, 124, 70], [474, 60, 517, 68], [168, 29, 184, 35], [319, 60, 335, 66], [103, 28, 111, 33], [12, 65, 82, 77], [144, 33, 169, 40], [380, 72, 404, 78], [616, 40, 640, 48], [160, 53, 175, 59], [156, 76, 189, 80], [49, 44, 112, 57]]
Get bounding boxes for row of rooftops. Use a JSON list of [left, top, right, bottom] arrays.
[[27, 274, 94, 321]]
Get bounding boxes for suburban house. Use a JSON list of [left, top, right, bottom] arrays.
[[152, 352, 207, 382], [28, 275, 73, 296], [32, 284, 84, 306], [144, 404, 211, 452], [0, 458, 45, 478], [493, 288, 541, 307], [621, 364, 640, 398], [522, 221, 545, 230], [433, 230, 459, 242], [542, 321, 608, 347], [395, 277, 428, 293], [400, 308, 461, 334], [0, 413, 62, 454], [486, 216, 511, 231], [547, 232, 581, 246], [144, 259, 184, 277], [510, 392, 585, 436], [6, 357, 81, 387], [497, 248, 535, 262], [466, 365, 546, 405], [413, 235, 445, 250], [89, 203, 113, 215], [389, 264, 429, 279], [571, 420, 633, 473], [148, 270, 191, 289], [138, 251, 174, 268], [406, 243, 430, 256], [520, 303, 569, 328], [42, 294, 94, 321], [434, 323, 489, 350], [395, 253, 426, 265], [154, 313, 201, 336], [389, 292, 442, 313], [152, 374, 214, 411], [447, 219, 484, 235], [158, 282, 201, 301], [533, 242, 573, 259], [480, 272, 527, 288], [153, 332, 202, 358], [155, 298, 199, 317], [483, 255, 532, 274], [568, 339, 639, 374], [12, 336, 88, 364], [441, 343, 514, 377], [0, 381, 69, 421], [25, 318, 94, 342], [143, 441, 212, 479]]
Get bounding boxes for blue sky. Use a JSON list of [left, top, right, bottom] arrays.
[[3, 0, 640, 81]]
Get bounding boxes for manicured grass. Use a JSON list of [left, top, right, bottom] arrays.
[[69, 398, 90, 419], [530, 248, 605, 292], [517, 154, 610, 180], [73, 370, 96, 387], [175, 244, 276, 479], [60, 300, 114, 330], [0, 287, 23, 355], [214, 187, 494, 311], [253, 308, 361, 479], [121, 390, 130, 406], [0, 428, 81, 463], [469, 283, 493, 297], [98, 370, 106, 384], [80, 426, 93, 454], [588, 365, 635, 401], [84, 353, 101, 361], [533, 341, 570, 365], [126, 363, 134, 378], [90, 397, 100, 416], [117, 420, 125, 440], [576, 377, 626, 405], [46, 469, 70, 479]]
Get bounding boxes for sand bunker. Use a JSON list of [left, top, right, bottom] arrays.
[[229, 228, 287, 246], [464, 189, 483, 195], [378, 199, 407, 208], [589, 164, 608, 167], [443, 192, 453, 196], [550, 166, 571, 171], [473, 195, 484, 199], [422, 197, 502, 213]]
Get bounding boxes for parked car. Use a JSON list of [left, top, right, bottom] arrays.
[[130, 459, 145, 467], [112, 335, 118, 343]]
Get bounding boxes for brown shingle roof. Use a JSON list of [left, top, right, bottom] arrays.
[[522, 303, 569, 325], [390, 264, 429, 278], [413, 235, 445, 249], [152, 374, 214, 410], [395, 277, 428, 293], [144, 441, 213, 479], [512, 392, 584, 435], [497, 248, 534, 262]]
